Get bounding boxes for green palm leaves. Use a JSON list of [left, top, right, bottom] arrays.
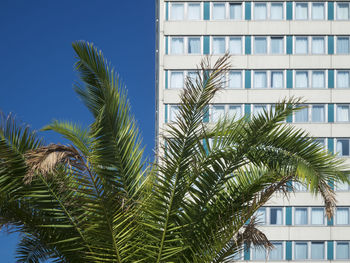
[[0, 42, 347, 262]]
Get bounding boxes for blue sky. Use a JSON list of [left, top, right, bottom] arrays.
[[0, 0, 155, 261]]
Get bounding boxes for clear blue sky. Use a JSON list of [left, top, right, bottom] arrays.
[[0, 0, 155, 261]]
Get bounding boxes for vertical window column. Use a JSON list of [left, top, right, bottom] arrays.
[[245, 1, 251, 20]]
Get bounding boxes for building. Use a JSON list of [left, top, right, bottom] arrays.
[[155, 0, 350, 261]]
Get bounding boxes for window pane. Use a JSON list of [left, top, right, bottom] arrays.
[[311, 242, 324, 259], [295, 37, 308, 54], [171, 38, 184, 54], [295, 208, 308, 225], [295, 107, 309, 122], [252, 246, 266, 260], [271, 37, 284, 54], [337, 105, 350, 122], [270, 208, 282, 225], [337, 71, 350, 88], [188, 38, 201, 54], [296, 71, 308, 88], [228, 105, 242, 121], [212, 106, 225, 122], [294, 181, 308, 191], [336, 177, 349, 191], [254, 37, 267, 54], [337, 3, 350, 20], [254, 105, 267, 116], [311, 208, 324, 225], [254, 72, 267, 88], [171, 3, 184, 20], [337, 37, 350, 54], [336, 208, 349, 224], [229, 72, 242, 89], [229, 37, 242, 54], [170, 105, 180, 122], [254, 3, 267, 20], [188, 3, 201, 20], [255, 208, 266, 224], [296, 3, 308, 20], [312, 71, 325, 88], [312, 37, 325, 54], [312, 105, 325, 122], [271, 3, 284, 20], [187, 71, 199, 83], [213, 3, 225, 20], [271, 72, 283, 88], [312, 3, 325, 20], [230, 3, 242, 20], [337, 242, 350, 259], [336, 139, 350, 156], [295, 243, 308, 260], [170, 72, 184, 89], [213, 37, 225, 54], [270, 243, 283, 260]]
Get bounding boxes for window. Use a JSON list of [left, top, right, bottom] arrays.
[[212, 3, 225, 20], [187, 71, 200, 83], [170, 3, 184, 20], [188, 37, 201, 54], [311, 242, 324, 260], [337, 71, 350, 88], [270, 242, 283, 260], [337, 37, 350, 54], [295, 2, 308, 20], [271, 3, 284, 20], [230, 3, 242, 20], [255, 208, 266, 225], [295, 208, 308, 225], [170, 105, 180, 122], [337, 242, 350, 259], [188, 3, 201, 20], [270, 207, 283, 225], [228, 71, 242, 89], [312, 3, 325, 20], [252, 246, 266, 260], [295, 242, 308, 260], [337, 105, 350, 122], [254, 72, 267, 88], [294, 106, 308, 122], [294, 181, 308, 191], [271, 37, 284, 54], [295, 71, 308, 88], [311, 105, 325, 122], [295, 37, 308, 54], [212, 37, 225, 54], [336, 208, 349, 225], [254, 37, 267, 54], [170, 72, 184, 89], [170, 37, 184, 54], [336, 139, 350, 156], [337, 3, 350, 20], [311, 208, 324, 225], [336, 175, 350, 191], [312, 37, 325, 54], [311, 71, 325, 89], [271, 71, 284, 89], [228, 105, 242, 121], [211, 105, 225, 122], [229, 37, 242, 54], [253, 104, 267, 116], [254, 2, 267, 20]]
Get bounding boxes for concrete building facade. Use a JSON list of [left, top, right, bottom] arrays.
[[156, 0, 350, 261]]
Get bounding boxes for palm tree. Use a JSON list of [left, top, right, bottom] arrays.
[[0, 41, 347, 263]]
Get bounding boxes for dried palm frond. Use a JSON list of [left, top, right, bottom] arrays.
[[24, 144, 84, 184]]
